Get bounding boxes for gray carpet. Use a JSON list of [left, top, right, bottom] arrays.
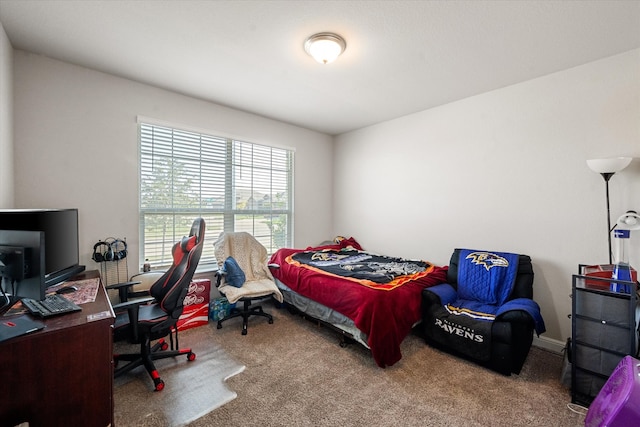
[[115, 302, 587, 426], [113, 329, 245, 427]]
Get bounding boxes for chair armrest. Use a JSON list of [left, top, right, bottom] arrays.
[[105, 280, 141, 290], [422, 283, 457, 306], [422, 288, 442, 306], [496, 310, 535, 325], [105, 280, 143, 303], [112, 296, 155, 343], [496, 298, 545, 335], [111, 296, 155, 312]]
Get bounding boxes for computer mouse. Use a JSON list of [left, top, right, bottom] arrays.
[[56, 286, 78, 294]]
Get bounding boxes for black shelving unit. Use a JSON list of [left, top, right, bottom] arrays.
[[571, 268, 639, 406]]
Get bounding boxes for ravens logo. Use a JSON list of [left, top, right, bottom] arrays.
[[465, 252, 509, 271]]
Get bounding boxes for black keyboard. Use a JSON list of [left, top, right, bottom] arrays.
[[22, 294, 82, 318]]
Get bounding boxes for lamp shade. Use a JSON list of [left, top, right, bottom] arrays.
[[586, 157, 632, 174], [617, 211, 640, 231], [304, 32, 346, 64]]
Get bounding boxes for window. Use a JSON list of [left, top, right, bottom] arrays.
[[139, 122, 293, 269]]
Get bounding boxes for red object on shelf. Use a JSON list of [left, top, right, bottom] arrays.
[[176, 279, 211, 331], [582, 264, 637, 290]]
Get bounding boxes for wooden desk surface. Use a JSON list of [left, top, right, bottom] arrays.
[[0, 270, 115, 427], [34, 270, 114, 333]]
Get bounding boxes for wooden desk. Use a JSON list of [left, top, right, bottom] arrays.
[[0, 270, 114, 427]]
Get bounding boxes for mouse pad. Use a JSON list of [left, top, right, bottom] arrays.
[[0, 314, 45, 343], [47, 277, 100, 305]]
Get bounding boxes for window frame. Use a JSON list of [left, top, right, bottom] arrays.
[[138, 119, 294, 270]]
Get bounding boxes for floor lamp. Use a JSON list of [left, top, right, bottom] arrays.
[[586, 157, 632, 264]]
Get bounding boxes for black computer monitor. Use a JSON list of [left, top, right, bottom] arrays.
[[0, 209, 85, 289], [0, 229, 45, 305]]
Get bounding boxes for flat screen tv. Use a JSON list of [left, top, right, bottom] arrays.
[[0, 209, 85, 290]]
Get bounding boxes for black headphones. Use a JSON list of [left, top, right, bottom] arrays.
[[111, 238, 128, 261], [92, 237, 127, 262], [92, 240, 113, 263]]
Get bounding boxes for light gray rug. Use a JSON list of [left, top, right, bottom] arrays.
[[113, 326, 245, 427]]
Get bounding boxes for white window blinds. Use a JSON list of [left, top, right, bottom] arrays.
[[139, 122, 293, 269]]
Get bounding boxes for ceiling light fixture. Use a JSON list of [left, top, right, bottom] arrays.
[[304, 32, 346, 64]]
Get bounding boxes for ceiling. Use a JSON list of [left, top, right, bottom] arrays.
[[1, 1, 639, 136]]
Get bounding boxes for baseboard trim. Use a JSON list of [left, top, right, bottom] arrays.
[[532, 336, 565, 354]]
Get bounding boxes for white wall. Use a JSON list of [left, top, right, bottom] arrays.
[[12, 51, 334, 276], [0, 21, 13, 207], [334, 49, 640, 346]]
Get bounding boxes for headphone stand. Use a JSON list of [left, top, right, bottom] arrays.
[[92, 237, 129, 286]]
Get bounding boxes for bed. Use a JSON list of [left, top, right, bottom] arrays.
[[268, 237, 448, 368]]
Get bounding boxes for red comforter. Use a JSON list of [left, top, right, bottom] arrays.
[[269, 240, 448, 367]]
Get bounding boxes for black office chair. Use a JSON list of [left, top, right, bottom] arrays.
[[213, 232, 283, 335], [109, 217, 205, 391]]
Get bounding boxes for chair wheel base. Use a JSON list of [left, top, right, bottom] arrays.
[[215, 298, 275, 335]]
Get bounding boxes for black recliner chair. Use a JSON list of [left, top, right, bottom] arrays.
[[109, 217, 205, 391], [422, 248, 545, 375]]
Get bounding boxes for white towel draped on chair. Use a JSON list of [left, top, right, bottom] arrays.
[[213, 232, 283, 304]]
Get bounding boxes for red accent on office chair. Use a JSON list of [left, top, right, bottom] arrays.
[[110, 217, 205, 391]]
